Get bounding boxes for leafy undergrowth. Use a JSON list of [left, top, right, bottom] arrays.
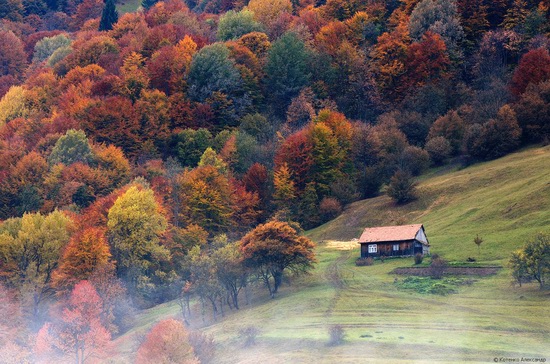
[[395, 276, 475, 295]]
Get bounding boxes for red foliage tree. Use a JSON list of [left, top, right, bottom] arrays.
[[79, 96, 142, 158], [403, 32, 450, 90], [275, 128, 314, 191], [0, 30, 27, 81], [510, 48, 550, 96], [242, 162, 269, 205], [36, 281, 111, 364]]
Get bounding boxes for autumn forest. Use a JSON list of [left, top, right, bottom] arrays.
[[0, 0, 549, 361]]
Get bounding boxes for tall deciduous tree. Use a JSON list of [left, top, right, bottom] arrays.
[[386, 169, 417, 204], [107, 185, 169, 290], [240, 221, 316, 297], [0, 211, 73, 321], [510, 48, 550, 97], [409, 0, 464, 59], [509, 233, 549, 289], [176, 165, 234, 232], [0, 31, 27, 81], [35, 281, 111, 364], [265, 32, 311, 113], [187, 43, 242, 103], [217, 10, 262, 41], [48, 129, 94, 166], [52, 227, 112, 291]]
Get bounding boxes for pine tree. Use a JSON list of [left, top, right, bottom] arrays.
[[99, 0, 118, 31]]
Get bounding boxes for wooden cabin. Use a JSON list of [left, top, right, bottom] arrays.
[[358, 224, 430, 258]]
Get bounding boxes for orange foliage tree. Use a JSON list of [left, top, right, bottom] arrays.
[[52, 227, 113, 291], [240, 220, 316, 297], [136, 319, 199, 364]]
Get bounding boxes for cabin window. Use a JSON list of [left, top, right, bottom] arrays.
[[393, 244, 399, 251], [368, 244, 377, 253]]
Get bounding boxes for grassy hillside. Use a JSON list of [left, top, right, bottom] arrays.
[[115, 146, 550, 363], [116, 0, 141, 14], [309, 145, 550, 262]]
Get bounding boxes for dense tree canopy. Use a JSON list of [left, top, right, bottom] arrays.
[[0, 0, 549, 352]]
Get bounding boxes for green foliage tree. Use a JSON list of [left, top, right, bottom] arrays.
[[99, 0, 118, 31], [0, 0, 24, 21], [386, 170, 417, 204], [0, 211, 73, 321], [107, 185, 169, 292], [299, 182, 321, 229], [187, 245, 225, 319], [509, 233, 549, 289], [217, 10, 263, 41], [187, 43, 242, 103], [33, 35, 72, 64], [198, 147, 228, 174], [172, 128, 213, 167], [48, 129, 94, 166], [211, 241, 248, 310], [309, 122, 346, 197], [265, 32, 311, 112], [240, 221, 316, 298], [409, 0, 464, 59]]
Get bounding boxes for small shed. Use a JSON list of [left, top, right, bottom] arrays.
[[358, 224, 430, 258]]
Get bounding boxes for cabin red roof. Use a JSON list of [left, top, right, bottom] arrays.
[[358, 224, 424, 243]]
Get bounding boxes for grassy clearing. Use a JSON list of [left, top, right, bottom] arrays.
[[115, 146, 550, 363], [116, 0, 141, 14], [308, 145, 550, 263]]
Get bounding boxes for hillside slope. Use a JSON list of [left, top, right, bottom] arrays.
[[115, 146, 550, 363], [309, 145, 550, 262]]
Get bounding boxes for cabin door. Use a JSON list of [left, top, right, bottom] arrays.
[[413, 242, 423, 254]]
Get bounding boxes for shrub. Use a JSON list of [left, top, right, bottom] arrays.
[[136, 319, 198, 364], [355, 257, 374, 266], [319, 197, 342, 222], [328, 325, 345, 346], [386, 170, 417, 204], [188, 331, 215, 364], [425, 136, 451, 165], [238, 326, 260, 347], [414, 253, 424, 265], [429, 256, 448, 279], [400, 146, 430, 176]]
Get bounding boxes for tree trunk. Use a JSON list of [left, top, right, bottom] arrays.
[[273, 270, 283, 295]]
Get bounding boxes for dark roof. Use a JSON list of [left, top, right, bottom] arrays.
[[358, 224, 425, 244]]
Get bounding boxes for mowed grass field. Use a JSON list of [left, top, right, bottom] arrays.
[[115, 146, 550, 363]]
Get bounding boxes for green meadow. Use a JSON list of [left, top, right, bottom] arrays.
[[116, 0, 142, 14], [115, 146, 550, 363]]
